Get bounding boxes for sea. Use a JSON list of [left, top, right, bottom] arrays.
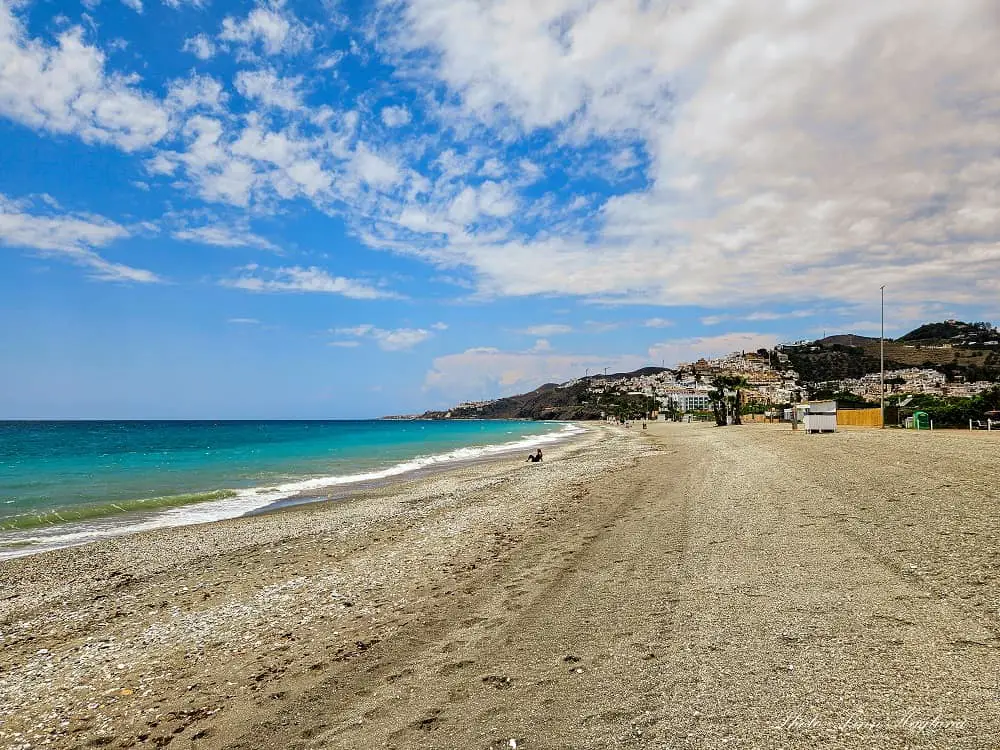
[[0, 419, 580, 560]]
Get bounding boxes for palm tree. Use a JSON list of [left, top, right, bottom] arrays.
[[708, 378, 728, 426], [709, 375, 750, 426], [729, 375, 749, 425]]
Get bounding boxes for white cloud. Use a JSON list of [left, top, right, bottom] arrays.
[[648, 333, 781, 367], [643, 318, 673, 328], [222, 265, 396, 299], [228, 124, 299, 167], [430, 321, 448, 330], [120, 0, 143, 13], [335, 324, 375, 336], [351, 145, 401, 189], [228, 317, 260, 324], [517, 324, 572, 336], [6, 0, 995, 323], [172, 223, 279, 252], [146, 153, 178, 176], [166, 74, 227, 113], [425, 346, 646, 399], [316, 51, 345, 69], [380, 105, 411, 127], [334, 324, 434, 351], [235, 68, 303, 111], [746, 310, 813, 322], [372, 0, 1000, 309], [480, 158, 505, 178], [375, 328, 432, 351], [329, 340, 361, 347], [0, 5, 169, 151], [160, 108, 338, 208], [435, 180, 517, 228], [0, 193, 159, 282], [183, 34, 216, 60], [199, 159, 257, 206], [170, 115, 261, 206], [610, 148, 640, 172], [218, 1, 313, 57], [283, 158, 333, 197], [701, 309, 817, 326]]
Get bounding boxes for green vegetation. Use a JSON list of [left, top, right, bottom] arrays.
[[426, 372, 666, 421], [784, 343, 889, 382], [891, 387, 1000, 427], [786, 320, 1000, 384], [898, 320, 998, 345], [596, 389, 659, 421], [708, 375, 749, 426]]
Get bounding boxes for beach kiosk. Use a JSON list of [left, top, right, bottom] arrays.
[[803, 400, 837, 434]]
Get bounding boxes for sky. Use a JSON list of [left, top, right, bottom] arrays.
[[1, 0, 998, 418]]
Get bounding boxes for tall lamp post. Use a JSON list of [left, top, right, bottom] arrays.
[[880, 285, 886, 429]]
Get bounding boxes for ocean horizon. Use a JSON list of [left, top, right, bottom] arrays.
[[0, 419, 580, 560]]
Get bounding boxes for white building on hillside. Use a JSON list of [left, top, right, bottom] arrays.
[[662, 391, 713, 412]]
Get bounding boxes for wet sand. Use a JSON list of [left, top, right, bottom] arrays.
[[1, 422, 997, 749]]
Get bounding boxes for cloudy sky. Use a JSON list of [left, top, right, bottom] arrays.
[[1, 0, 998, 417]]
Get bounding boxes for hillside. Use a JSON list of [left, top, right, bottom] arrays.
[[420, 382, 602, 421], [782, 342, 891, 382], [400, 321, 1000, 421], [418, 369, 669, 420], [897, 320, 999, 346], [787, 321, 1000, 383]]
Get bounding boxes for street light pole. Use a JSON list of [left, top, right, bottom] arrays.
[[880, 285, 886, 429]]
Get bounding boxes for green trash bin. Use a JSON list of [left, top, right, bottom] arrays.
[[913, 411, 930, 430]]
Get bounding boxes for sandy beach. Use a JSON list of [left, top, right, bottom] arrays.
[[1, 422, 998, 749]]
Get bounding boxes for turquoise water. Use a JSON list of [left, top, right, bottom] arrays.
[[0, 420, 576, 557]]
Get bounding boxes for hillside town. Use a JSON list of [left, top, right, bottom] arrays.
[[812, 368, 998, 401], [558, 349, 803, 413], [412, 322, 1000, 425], [446, 347, 998, 420]]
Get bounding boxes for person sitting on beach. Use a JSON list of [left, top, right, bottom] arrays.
[[527, 449, 543, 463]]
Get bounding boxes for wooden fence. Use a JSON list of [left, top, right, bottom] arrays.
[[837, 408, 883, 428]]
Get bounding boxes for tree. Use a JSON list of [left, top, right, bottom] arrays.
[[662, 399, 681, 422], [708, 375, 750, 426], [708, 381, 728, 426]]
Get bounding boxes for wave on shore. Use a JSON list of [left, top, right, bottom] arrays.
[[0, 423, 584, 561]]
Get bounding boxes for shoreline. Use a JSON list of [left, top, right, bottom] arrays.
[[246, 421, 585, 516], [0, 421, 584, 562], [0, 423, 649, 748], [2, 422, 996, 749]]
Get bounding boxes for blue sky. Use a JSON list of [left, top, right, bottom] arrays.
[[1, 0, 998, 418]]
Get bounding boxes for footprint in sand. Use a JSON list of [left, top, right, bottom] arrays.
[[410, 708, 443, 731], [482, 675, 514, 690], [439, 659, 476, 676]]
